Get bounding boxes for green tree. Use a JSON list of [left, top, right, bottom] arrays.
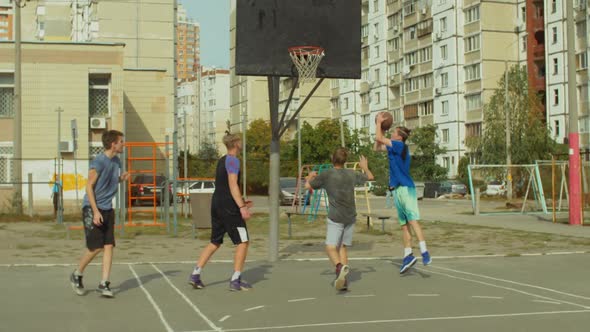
[[409, 124, 448, 181], [470, 65, 558, 165], [186, 141, 219, 178]]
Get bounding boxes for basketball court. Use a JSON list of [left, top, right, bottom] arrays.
[[3, 253, 589, 331]]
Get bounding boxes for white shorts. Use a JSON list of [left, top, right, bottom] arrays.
[[325, 218, 355, 247]]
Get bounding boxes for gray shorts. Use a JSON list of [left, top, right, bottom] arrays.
[[325, 218, 355, 247]]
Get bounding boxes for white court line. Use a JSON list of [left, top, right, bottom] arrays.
[[532, 300, 562, 305], [178, 309, 590, 332], [244, 305, 265, 312], [410, 266, 590, 309], [2, 251, 588, 267], [128, 265, 174, 332], [344, 294, 375, 298], [219, 315, 231, 322], [408, 294, 440, 297], [429, 265, 590, 301], [472, 296, 504, 300], [150, 264, 223, 332], [287, 298, 316, 302]]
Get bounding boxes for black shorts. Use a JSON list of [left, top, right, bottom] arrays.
[[210, 202, 249, 245], [82, 207, 116, 250]]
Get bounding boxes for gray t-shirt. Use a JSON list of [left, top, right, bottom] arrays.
[[309, 168, 368, 225], [83, 153, 122, 210]]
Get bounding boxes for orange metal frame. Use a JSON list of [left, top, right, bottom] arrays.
[[126, 142, 172, 227]]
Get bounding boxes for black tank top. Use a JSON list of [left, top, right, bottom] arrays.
[[212, 155, 241, 209]]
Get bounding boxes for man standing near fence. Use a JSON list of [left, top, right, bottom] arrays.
[[69, 130, 129, 298]]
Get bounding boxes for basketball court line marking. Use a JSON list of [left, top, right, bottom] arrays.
[[287, 298, 316, 302], [128, 265, 174, 332], [532, 300, 562, 305], [428, 265, 590, 301], [219, 315, 231, 322], [409, 265, 590, 309], [408, 294, 440, 297], [344, 294, 375, 298], [244, 305, 265, 312], [1, 251, 587, 267], [150, 263, 223, 332], [177, 309, 590, 332], [472, 296, 503, 299]]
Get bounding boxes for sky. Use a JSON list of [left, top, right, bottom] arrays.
[[180, 0, 230, 69]]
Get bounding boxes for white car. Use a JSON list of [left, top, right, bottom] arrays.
[[188, 180, 215, 194], [485, 180, 506, 196]]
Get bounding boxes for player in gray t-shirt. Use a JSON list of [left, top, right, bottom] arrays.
[[70, 130, 129, 298], [306, 147, 374, 291]]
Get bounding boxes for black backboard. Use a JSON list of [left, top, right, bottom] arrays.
[[235, 0, 361, 79]]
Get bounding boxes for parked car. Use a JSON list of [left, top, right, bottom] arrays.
[[176, 179, 215, 202], [485, 180, 506, 196], [279, 177, 310, 206], [439, 180, 467, 196], [129, 174, 173, 206]]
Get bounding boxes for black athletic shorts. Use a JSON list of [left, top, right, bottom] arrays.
[[210, 201, 249, 245], [82, 207, 116, 250]]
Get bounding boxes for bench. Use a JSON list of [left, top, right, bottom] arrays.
[[361, 214, 391, 232]]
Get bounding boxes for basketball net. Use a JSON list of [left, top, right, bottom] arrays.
[[288, 46, 325, 84]]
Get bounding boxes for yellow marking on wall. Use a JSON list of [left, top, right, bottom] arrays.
[[50, 174, 87, 191]]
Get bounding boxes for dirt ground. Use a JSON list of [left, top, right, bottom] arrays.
[[1, 213, 590, 265]]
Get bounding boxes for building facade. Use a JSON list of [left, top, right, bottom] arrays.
[[0, 0, 12, 41], [201, 68, 230, 152], [177, 3, 200, 82]]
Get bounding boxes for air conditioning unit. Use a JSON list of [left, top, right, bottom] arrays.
[[90, 117, 106, 129], [393, 25, 399, 32], [435, 32, 442, 40], [402, 66, 411, 76], [421, 8, 427, 15], [435, 88, 442, 95], [60, 140, 74, 153]]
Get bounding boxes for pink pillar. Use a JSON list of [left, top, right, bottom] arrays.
[[568, 133, 582, 225]]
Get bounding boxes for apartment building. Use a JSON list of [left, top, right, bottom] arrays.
[[201, 68, 230, 152], [177, 79, 200, 153], [544, 0, 589, 147], [177, 3, 200, 81], [0, 0, 12, 41]]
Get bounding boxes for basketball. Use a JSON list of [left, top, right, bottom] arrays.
[[377, 112, 393, 131]]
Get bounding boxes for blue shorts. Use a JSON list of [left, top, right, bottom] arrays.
[[393, 186, 420, 225]]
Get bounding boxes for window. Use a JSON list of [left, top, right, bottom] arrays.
[[392, 37, 400, 50], [406, 51, 417, 65], [373, 0, 379, 12], [422, 74, 432, 89], [553, 58, 559, 75], [443, 157, 450, 169], [440, 17, 447, 32], [465, 34, 480, 52], [393, 109, 401, 122], [374, 23, 380, 40], [441, 73, 448, 88], [404, 0, 416, 16], [554, 89, 559, 105], [344, 97, 349, 109], [465, 5, 480, 23], [417, 19, 433, 37], [419, 101, 433, 116], [419, 47, 432, 63], [577, 21, 587, 39], [551, 0, 557, 13], [0, 73, 14, 118], [466, 122, 482, 137], [361, 24, 369, 38], [441, 101, 449, 115], [442, 129, 449, 143], [361, 93, 369, 105], [441, 45, 448, 60], [0, 143, 13, 185], [362, 114, 370, 127], [555, 120, 560, 136], [362, 69, 369, 81], [374, 45, 380, 58], [522, 36, 527, 50], [521, 6, 526, 23], [375, 91, 381, 104], [577, 52, 588, 69], [89, 75, 110, 117], [388, 14, 399, 30], [466, 93, 482, 111], [465, 64, 481, 81], [374, 68, 381, 83], [406, 25, 417, 40], [552, 27, 558, 44]]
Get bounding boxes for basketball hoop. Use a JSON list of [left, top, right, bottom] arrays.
[[288, 46, 325, 84]]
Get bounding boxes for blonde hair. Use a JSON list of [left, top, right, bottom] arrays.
[[223, 134, 241, 149]]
